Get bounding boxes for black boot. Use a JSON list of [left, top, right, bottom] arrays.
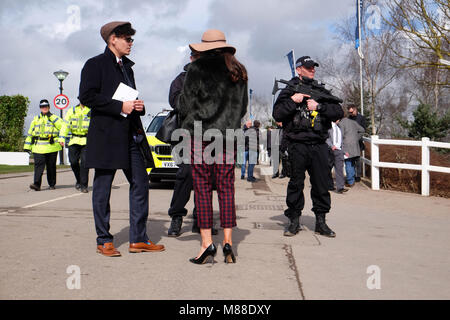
[[29, 183, 40, 191], [283, 216, 301, 236], [192, 217, 200, 233], [168, 216, 183, 237], [315, 213, 336, 238], [192, 219, 218, 235]]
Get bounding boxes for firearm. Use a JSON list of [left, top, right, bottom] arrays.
[[274, 78, 342, 132], [277, 78, 343, 104]]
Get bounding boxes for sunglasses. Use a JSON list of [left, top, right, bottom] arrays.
[[123, 37, 134, 43]]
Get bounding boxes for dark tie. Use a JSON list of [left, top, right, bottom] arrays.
[[118, 60, 133, 88]]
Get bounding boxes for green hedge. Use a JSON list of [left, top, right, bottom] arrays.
[[0, 95, 30, 151]]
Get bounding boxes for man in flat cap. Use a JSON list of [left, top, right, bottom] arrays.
[[273, 56, 344, 238], [79, 21, 165, 257]]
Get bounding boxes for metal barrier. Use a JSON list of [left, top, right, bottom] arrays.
[[361, 136, 450, 196]]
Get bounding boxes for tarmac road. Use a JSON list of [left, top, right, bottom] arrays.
[[0, 165, 449, 300]]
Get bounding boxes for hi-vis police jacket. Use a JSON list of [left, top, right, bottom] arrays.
[[58, 105, 91, 146], [24, 112, 63, 154]]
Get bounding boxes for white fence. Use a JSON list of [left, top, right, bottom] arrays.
[[362, 135, 450, 196], [0, 152, 30, 165]]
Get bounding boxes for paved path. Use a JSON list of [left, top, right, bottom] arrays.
[[0, 165, 449, 300]]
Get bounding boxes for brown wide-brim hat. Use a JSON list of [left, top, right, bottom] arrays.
[[100, 21, 131, 43], [189, 29, 236, 54]]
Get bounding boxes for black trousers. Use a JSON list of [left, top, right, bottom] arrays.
[[168, 163, 197, 219], [327, 147, 335, 190], [92, 140, 149, 245], [68, 144, 89, 188], [33, 152, 57, 188], [284, 142, 331, 219]]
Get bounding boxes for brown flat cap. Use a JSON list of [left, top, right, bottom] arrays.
[[100, 21, 130, 43]]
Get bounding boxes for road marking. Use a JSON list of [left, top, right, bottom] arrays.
[[22, 193, 84, 209], [22, 183, 129, 209]]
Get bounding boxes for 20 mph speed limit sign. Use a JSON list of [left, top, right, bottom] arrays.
[[54, 94, 70, 110]]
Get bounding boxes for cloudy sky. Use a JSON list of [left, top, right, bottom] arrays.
[[1, 0, 357, 128]]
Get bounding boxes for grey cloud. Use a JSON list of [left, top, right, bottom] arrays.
[[64, 28, 106, 61], [2, 0, 359, 130], [207, 0, 354, 62]]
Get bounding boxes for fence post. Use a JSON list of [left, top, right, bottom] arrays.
[[421, 137, 430, 196], [371, 135, 380, 190]]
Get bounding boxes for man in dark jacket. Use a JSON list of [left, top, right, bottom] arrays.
[[347, 104, 366, 182], [269, 122, 291, 179], [273, 56, 343, 237], [79, 21, 165, 257]]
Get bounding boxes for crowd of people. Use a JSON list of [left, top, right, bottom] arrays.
[[24, 21, 366, 264]]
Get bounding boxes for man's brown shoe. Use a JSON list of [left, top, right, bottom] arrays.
[[96, 242, 121, 257], [129, 241, 165, 253]]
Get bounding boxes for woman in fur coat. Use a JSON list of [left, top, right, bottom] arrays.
[[178, 29, 248, 264]]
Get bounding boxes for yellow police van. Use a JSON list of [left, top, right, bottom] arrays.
[[145, 111, 178, 183]]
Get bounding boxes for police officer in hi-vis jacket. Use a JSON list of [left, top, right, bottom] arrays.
[[59, 102, 91, 193], [24, 99, 64, 191]]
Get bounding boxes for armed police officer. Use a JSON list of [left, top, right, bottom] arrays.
[[59, 102, 91, 193], [24, 99, 64, 191], [273, 56, 343, 237]]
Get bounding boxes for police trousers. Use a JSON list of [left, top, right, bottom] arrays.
[[68, 144, 88, 188], [284, 142, 331, 219], [33, 152, 57, 188]]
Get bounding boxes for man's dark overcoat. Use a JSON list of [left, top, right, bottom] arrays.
[[79, 46, 146, 169]]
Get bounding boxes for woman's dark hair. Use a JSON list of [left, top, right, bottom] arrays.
[[224, 52, 248, 83], [203, 49, 248, 83], [112, 23, 136, 38]]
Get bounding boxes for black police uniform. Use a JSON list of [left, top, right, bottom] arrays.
[[273, 76, 343, 237]]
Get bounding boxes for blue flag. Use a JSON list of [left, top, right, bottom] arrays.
[[355, 0, 364, 49], [286, 50, 296, 78]]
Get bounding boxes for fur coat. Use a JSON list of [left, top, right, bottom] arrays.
[[178, 54, 248, 136]]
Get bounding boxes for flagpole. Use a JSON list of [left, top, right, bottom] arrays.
[[358, 0, 364, 118], [358, 0, 366, 178]]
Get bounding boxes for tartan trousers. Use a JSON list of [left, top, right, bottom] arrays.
[[191, 140, 237, 229]]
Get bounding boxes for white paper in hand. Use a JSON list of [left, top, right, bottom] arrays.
[[112, 82, 139, 117]]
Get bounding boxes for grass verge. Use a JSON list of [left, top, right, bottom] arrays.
[[0, 165, 70, 175]]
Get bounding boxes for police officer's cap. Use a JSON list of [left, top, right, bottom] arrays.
[[296, 56, 319, 68], [39, 99, 50, 108]]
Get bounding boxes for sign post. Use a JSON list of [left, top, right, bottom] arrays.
[[53, 94, 69, 164], [54, 94, 70, 110]]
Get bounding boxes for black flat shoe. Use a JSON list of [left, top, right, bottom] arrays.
[[189, 243, 217, 265], [223, 243, 236, 264]]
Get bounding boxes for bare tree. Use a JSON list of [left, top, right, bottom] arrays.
[[380, 0, 450, 112], [320, 1, 407, 136], [381, 0, 450, 73], [245, 93, 272, 126]]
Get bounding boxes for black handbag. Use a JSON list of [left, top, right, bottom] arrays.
[[155, 110, 179, 145]]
